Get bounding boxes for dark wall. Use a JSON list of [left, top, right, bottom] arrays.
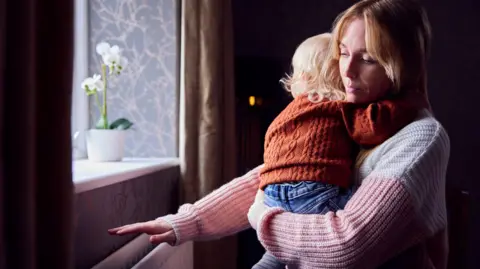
[[422, 1, 479, 267], [233, 0, 480, 268]]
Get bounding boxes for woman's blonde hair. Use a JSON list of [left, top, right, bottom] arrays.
[[281, 33, 345, 102], [321, 0, 432, 101]]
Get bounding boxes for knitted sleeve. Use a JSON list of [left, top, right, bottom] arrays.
[[340, 95, 421, 148], [159, 165, 263, 245], [256, 118, 450, 268]]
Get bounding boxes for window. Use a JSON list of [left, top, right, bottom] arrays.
[[71, 3, 181, 267], [71, 0, 179, 160], [71, 0, 89, 160]]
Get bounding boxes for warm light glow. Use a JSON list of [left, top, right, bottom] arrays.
[[249, 96, 256, 106]]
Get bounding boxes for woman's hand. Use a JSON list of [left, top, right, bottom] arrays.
[[248, 190, 269, 230], [108, 219, 176, 245]]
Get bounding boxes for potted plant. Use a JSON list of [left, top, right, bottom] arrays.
[[81, 42, 133, 162]]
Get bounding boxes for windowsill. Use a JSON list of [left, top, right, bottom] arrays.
[[73, 157, 180, 193]]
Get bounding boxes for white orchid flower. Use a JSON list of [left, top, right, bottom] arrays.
[[95, 42, 128, 75], [95, 42, 110, 55], [81, 74, 104, 94]]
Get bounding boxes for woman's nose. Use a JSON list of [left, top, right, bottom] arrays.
[[344, 58, 357, 79]]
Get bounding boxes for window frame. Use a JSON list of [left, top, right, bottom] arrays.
[[71, 0, 90, 160]]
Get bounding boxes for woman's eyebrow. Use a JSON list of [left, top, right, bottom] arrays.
[[339, 42, 367, 53]]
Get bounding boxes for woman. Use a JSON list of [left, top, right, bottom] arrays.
[[109, 0, 450, 268]]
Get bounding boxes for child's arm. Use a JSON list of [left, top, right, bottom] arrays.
[[340, 93, 423, 147], [160, 165, 263, 245]]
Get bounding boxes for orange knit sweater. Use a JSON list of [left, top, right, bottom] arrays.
[[259, 95, 419, 189]]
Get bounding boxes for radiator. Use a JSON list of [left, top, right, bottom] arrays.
[[133, 240, 193, 269], [91, 234, 193, 269]]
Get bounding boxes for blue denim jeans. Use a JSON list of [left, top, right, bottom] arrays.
[[263, 181, 353, 214]]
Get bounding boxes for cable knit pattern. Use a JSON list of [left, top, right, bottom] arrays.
[[261, 98, 352, 189], [260, 95, 420, 189]]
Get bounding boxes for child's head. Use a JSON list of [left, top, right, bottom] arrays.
[[281, 33, 345, 101]]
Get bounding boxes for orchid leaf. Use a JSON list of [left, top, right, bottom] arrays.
[[109, 118, 133, 130]]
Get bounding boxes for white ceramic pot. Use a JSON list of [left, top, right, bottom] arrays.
[[85, 129, 126, 162]]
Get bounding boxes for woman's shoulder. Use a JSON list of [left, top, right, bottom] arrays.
[[362, 109, 450, 180], [404, 110, 447, 134], [387, 109, 449, 153]]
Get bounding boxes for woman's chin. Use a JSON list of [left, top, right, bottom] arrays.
[[346, 92, 378, 104], [346, 94, 364, 104]]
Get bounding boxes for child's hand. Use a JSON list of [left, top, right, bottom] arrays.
[[248, 190, 268, 230], [108, 219, 176, 245]]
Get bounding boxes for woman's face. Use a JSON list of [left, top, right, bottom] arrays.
[[339, 18, 391, 104]]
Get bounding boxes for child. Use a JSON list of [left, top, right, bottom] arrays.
[[252, 33, 421, 269]]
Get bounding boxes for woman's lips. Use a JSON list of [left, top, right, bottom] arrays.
[[346, 87, 361, 93]]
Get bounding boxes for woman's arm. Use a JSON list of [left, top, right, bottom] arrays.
[[255, 117, 450, 268], [160, 164, 263, 245]]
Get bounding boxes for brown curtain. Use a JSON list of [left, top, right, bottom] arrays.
[[179, 0, 238, 268], [0, 1, 74, 269]]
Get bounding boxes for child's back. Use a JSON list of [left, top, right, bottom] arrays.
[[260, 97, 354, 189]]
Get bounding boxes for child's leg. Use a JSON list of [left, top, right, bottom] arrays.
[[325, 186, 354, 212], [252, 251, 285, 269], [280, 181, 344, 214], [251, 183, 289, 269]]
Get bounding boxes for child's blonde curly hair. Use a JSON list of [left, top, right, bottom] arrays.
[[280, 33, 346, 102]]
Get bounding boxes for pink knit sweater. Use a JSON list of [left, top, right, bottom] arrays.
[[161, 111, 450, 269]]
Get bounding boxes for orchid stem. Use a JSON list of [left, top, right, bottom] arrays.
[[94, 92, 102, 115], [101, 64, 108, 129]]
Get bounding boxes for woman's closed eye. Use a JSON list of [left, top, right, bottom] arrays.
[[362, 58, 376, 64], [361, 56, 377, 64]]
